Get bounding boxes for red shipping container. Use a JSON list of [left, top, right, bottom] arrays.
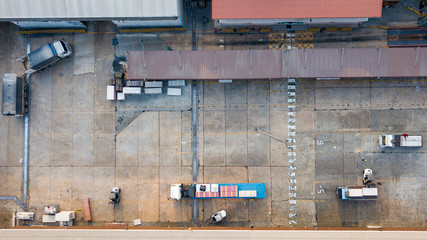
[[83, 198, 92, 221], [220, 186, 238, 197]]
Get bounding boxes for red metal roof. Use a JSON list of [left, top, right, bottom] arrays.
[[212, 0, 383, 19], [127, 48, 427, 80]]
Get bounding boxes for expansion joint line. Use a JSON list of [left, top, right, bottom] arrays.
[[287, 78, 297, 226]]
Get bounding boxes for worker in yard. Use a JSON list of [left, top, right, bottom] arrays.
[[420, 0, 426, 14]]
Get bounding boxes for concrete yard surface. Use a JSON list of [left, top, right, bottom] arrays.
[[0, 21, 426, 229]]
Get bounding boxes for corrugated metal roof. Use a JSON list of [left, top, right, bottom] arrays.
[[127, 48, 427, 80], [0, 0, 181, 20], [212, 0, 383, 19]]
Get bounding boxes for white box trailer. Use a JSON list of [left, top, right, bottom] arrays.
[[16, 212, 34, 220], [144, 88, 162, 94], [55, 211, 75, 222], [167, 88, 182, 96], [2, 73, 27, 117], [106, 85, 116, 100], [145, 81, 163, 88], [55, 211, 75, 226], [337, 186, 378, 200], [168, 80, 186, 87], [123, 87, 142, 94], [379, 134, 422, 148], [117, 92, 125, 100], [42, 215, 56, 223]]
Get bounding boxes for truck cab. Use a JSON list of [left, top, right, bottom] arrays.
[[170, 184, 184, 200], [170, 184, 195, 200], [336, 187, 348, 200], [52, 40, 72, 58]]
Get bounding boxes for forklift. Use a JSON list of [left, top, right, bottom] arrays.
[[205, 210, 226, 225], [109, 187, 121, 209], [363, 169, 373, 185]]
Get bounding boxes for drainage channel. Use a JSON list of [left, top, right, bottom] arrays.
[[0, 37, 31, 211], [191, 82, 200, 226], [191, 6, 200, 226], [23, 35, 31, 206]]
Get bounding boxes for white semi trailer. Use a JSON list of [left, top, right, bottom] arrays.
[[336, 186, 378, 201], [378, 134, 422, 148]]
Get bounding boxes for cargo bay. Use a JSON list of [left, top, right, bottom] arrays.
[[0, 3, 427, 232]]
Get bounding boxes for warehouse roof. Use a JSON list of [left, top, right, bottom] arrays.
[[127, 48, 427, 80], [0, 0, 182, 20], [212, 0, 383, 19], [1, 229, 426, 239]]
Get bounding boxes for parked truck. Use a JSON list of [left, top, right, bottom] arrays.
[[336, 186, 378, 200], [170, 183, 266, 200], [17, 40, 72, 75], [2, 73, 27, 117], [378, 134, 422, 148]]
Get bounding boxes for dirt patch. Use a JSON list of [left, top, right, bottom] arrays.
[[0, 212, 12, 228]]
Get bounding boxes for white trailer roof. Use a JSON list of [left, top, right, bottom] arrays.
[[362, 188, 378, 196], [106, 85, 115, 100], [55, 211, 75, 221], [0, 0, 182, 20], [400, 135, 423, 147], [348, 188, 363, 197]]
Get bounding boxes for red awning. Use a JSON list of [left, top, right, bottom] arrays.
[[212, 0, 383, 19]]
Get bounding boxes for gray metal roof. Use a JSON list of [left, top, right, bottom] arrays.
[[127, 48, 427, 80], [0, 0, 182, 20]]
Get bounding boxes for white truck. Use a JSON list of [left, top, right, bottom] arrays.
[[2, 73, 27, 117], [336, 186, 378, 201], [378, 134, 422, 148], [17, 40, 72, 75]]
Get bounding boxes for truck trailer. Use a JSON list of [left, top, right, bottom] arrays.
[[2, 73, 27, 117], [17, 40, 72, 75], [336, 186, 378, 201], [379, 134, 422, 148], [170, 183, 266, 200]]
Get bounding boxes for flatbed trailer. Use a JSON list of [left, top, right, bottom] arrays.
[[171, 183, 266, 200]]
